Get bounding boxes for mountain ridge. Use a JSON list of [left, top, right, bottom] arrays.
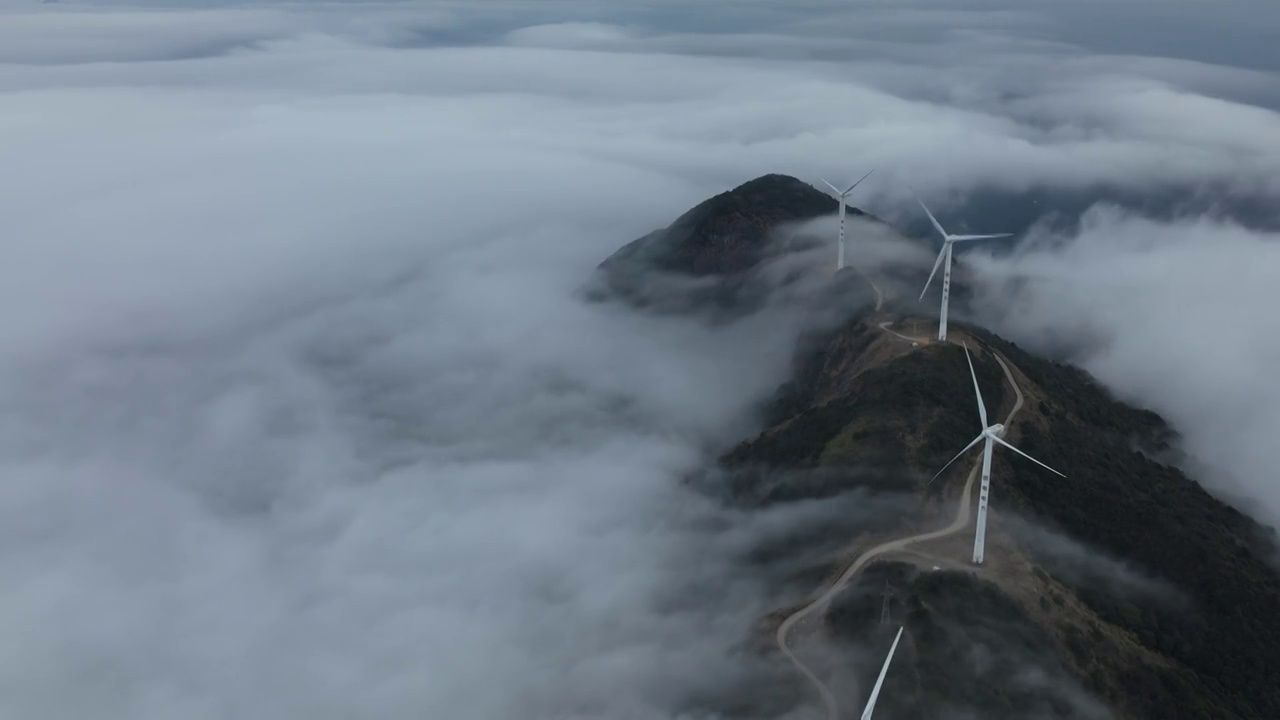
[[595, 173, 1280, 720]]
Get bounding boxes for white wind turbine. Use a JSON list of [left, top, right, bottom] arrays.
[[820, 169, 875, 271], [860, 625, 904, 720], [914, 195, 1012, 341], [931, 344, 1065, 565]]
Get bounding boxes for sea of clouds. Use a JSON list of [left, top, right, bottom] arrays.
[[0, 0, 1277, 718]]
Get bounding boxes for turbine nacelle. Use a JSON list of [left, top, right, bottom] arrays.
[[929, 344, 1066, 566], [927, 347, 1065, 486], [912, 191, 1014, 330], [821, 169, 874, 271]]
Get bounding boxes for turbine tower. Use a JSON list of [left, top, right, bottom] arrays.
[[914, 195, 1012, 341], [820, 169, 874, 271], [860, 625, 904, 720], [931, 344, 1065, 564]]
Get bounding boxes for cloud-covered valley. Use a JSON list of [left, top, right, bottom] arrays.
[[0, 0, 1277, 717]]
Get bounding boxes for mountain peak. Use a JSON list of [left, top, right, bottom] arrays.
[[587, 173, 877, 313], [720, 173, 841, 218], [600, 173, 859, 276]]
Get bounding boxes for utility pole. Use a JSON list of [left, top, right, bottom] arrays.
[[880, 582, 895, 626]]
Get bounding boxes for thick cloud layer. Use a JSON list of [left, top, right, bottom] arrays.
[[1, 1, 1278, 717], [970, 209, 1280, 526]]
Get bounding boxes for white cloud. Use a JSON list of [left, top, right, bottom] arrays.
[[505, 21, 639, 49], [971, 208, 1280, 524], [0, 1, 1277, 717]]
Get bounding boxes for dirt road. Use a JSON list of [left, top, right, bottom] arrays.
[[774, 347, 1024, 720]]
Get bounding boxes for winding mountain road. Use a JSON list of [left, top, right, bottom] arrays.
[[861, 273, 919, 346], [877, 321, 919, 345], [774, 347, 1024, 720]]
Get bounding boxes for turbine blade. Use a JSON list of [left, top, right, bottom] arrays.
[[843, 168, 875, 195], [860, 626, 905, 720], [820, 178, 841, 195], [964, 343, 988, 428], [949, 233, 1014, 242], [991, 435, 1066, 477], [928, 433, 985, 485], [915, 195, 948, 239], [918, 246, 947, 300]]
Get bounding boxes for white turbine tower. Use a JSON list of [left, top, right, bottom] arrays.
[[860, 625, 904, 720], [931, 344, 1065, 564], [820, 169, 874, 271], [914, 195, 1012, 341]]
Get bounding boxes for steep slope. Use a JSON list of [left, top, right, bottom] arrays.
[[602, 173, 857, 276], [970, 329, 1280, 719], [595, 174, 1280, 719], [827, 562, 1111, 720], [585, 173, 881, 315], [742, 326, 1279, 719]]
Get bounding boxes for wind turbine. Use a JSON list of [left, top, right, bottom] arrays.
[[820, 169, 874, 271], [860, 625, 904, 720], [914, 194, 1012, 341], [931, 344, 1065, 565]]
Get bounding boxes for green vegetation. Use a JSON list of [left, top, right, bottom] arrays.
[[968, 325, 1280, 719], [826, 562, 1108, 720], [598, 173, 847, 277], [728, 317, 1280, 719], [591, 174, 877, 314], [725, 342, 1007, 485], [598, 176, 1280, 719]]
